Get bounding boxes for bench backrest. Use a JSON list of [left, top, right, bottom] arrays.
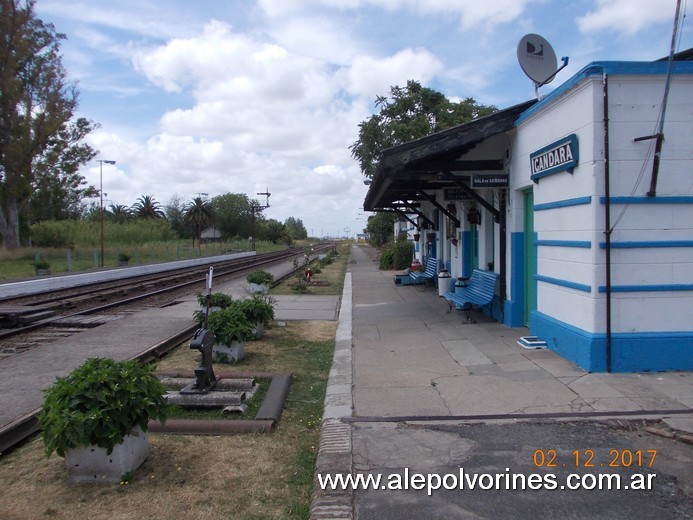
[[468, 269, 499, 297], [423, 257, 438, 276]]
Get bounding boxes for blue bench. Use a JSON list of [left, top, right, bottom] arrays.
[[409, 257, 438, 289], [443, 269, 499, 321]]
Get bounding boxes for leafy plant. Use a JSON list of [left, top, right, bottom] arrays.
[[38, 358, 169, 457], [207, 304, 255, 344], [32, 259, 50, 270], [237, 296, 275, 325], [118, 252, 131, 262], [194, 292, 236, 324], [246, 270, 274, 285], [196, 292, 234, 309]]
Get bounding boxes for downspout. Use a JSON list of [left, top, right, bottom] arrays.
[[602, 72, 612, 373]]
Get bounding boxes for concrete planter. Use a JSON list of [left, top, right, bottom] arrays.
[[249, 283, 269, 294], [64, 426, 149, 483], [213, 340, 246, 363], [252, 322, 265, 339]]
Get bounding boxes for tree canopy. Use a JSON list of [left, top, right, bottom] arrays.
[[0, 0, 97, 248], [350, 80, 496, 178]]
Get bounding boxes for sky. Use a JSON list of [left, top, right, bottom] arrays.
[[33, 0, 692, 239]]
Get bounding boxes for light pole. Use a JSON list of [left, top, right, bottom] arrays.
[[98, 160, 116, 267]]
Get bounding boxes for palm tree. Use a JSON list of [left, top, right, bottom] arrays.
[[108, 204, 131, 224], [184, 196, 216, 249], [131, 195, 165, 219]]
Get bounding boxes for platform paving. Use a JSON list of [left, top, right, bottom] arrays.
[[311, 244, 693, 520]]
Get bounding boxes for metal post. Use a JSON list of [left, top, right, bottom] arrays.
[[97, 160, 116, 267]]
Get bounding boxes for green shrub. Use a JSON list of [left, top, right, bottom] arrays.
[[378, 236, 414, 270], [246, 270, 274, 285], [38, 358, 169, 457]]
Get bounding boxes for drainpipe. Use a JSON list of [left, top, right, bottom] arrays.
[[602, 72, 612, 373]]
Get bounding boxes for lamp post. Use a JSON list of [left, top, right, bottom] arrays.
[[98, 160, 116, 267]]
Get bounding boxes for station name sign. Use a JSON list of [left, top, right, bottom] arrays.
[[530, 134, 578, 183]]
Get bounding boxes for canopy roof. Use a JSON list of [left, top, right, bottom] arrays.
[[363, 100, 536, 213]]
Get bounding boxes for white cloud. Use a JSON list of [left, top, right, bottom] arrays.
[[258, 0, 534, 29], [577, 0, 679, 35], [344, 48, 444, 98]]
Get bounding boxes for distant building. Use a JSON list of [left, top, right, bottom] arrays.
[[200, 227, 222, 242]]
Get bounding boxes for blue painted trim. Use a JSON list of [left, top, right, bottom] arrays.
[[598, 284, 693, 293], [536, 240, 591, 248], [534, 196, 592, 211], [530, 311, 693, 372], [599, 240, 693, 249], [461, 231, 472, 278], [516, 61, 693, 126], [600, 196, 693, 205], [504, 232, 526, 327], [535, 274, 591, 293]]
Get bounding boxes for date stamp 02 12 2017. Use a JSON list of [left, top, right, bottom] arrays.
[[532, 449, 657, 469]]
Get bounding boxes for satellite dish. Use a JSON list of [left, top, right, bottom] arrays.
[[517, 33, 558, 85]]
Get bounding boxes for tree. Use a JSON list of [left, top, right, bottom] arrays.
[[261, 219, 290, 245], [131, 195, 165, 219], [350, 80, 496, 178], [366, 212, 396, 247], [183, 196, 216, 248], [284, 216, 307, 240], [210, 193, 255, 239], [164, 194, 188, 238], [0, 0, 97, 248], [108, 203, 130, 224]]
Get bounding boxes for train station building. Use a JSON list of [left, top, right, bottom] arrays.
[[364, 50, 693, 373]]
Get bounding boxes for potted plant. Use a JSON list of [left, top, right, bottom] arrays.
[[33, 259, 51, 276], [117, 252, 131, 266], [38, 357, 169, 483], [194, 292, 234, 323], [246, 270, 274, 294], [207, 304, 255, 363], [236, 296, 275, 339]]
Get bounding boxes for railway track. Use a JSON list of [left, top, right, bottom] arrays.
[[0, 242, 337, 454], [0, 245, 332, 349]]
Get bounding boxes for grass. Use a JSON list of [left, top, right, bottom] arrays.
[[271, 243, 350, 296], [0, 239, 285, 281]]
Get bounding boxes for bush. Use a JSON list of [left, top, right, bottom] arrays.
[[246, 270, 274, 285], [38, 358, 169, 457], [378, 236, 414, 270]]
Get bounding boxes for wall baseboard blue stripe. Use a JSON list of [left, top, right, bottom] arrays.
[[536, 240, 592, 248], [530, 311, 693, 372], [599, 240, 693, 249], [535, 274, 591, 293], [598, 284, 693, 293], [600, 196, 693, 204], [534, 196, 592, 211]]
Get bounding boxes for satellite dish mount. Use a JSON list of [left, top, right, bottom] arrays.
[[517, 34, 569, 98]]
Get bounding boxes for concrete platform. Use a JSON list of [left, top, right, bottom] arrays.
[[311, 245, 693, 520]]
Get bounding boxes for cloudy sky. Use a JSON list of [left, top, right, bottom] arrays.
[[34, 0, 691, 238]]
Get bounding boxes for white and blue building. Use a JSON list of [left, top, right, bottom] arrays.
[[364, 50, 693, 373]]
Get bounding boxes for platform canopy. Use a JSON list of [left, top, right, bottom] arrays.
[[363, 99, 536, 218]]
